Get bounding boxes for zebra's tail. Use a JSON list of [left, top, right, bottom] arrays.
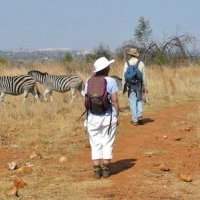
[[81, 80, 85, 92], [77, 80, 85, 94]]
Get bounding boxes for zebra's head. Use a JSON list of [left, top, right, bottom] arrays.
[[110, 75, 122, 90], [28, 70, 48, 83]]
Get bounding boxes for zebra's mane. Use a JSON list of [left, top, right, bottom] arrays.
[[28, 70, 48, 76]]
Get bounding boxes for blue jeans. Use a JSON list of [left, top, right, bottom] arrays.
[[128, 91, 143, 122]]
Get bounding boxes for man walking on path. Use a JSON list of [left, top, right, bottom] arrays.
[[84, 57, 119, 179], [122, 48, 148, 125]]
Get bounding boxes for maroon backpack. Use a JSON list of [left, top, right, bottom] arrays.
[[85, 76, 111, 115]]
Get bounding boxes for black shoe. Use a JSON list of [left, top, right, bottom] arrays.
[[93, 165, 102, 179], [130, 121, 138, 126], [138, 119, 144, 125], [101, 165, 111, 178]]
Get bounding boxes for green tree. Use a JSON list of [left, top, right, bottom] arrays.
[[134, 16, 152, 48], [93, 44, 112, 60], [63, 52, 73, 63]]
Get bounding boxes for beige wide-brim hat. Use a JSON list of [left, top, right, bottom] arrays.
[[127, 48, 140, 57], [93, 57, 115, 73]]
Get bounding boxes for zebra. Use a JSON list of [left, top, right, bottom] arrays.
[[28, 70, 84, 102], [110, 75, 122, 91], [0, 75, 41, 102]]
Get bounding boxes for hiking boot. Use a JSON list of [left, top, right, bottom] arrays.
[[101, 165, 111, 178], [93, 165, 102, 179], [138, 117, 144, 125], [130, 121, 138, 126]]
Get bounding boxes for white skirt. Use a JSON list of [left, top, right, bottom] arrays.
[[85, 113, 118, 160]]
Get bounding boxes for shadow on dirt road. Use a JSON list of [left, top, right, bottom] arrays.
[[110, 158, 137, 175]]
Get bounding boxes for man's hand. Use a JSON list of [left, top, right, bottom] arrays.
[[123, 82, 128, 94], [143, 88, 148, 94], [142, 88, 149, 104]]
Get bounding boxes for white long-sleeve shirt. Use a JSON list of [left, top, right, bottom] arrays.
[[122, 57, 147, 89]]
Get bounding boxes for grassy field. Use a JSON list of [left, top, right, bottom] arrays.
[[0, 61, 200, 199]]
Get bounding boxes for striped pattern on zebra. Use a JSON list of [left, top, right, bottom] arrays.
[[0, 75, 41, 102], [28, 70, 84, 102]]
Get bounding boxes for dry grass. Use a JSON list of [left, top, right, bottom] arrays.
[[148, 65, 200, 102], [0, 61, 200, 199]]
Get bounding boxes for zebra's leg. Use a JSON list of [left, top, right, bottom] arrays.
[[0, 92, 6, 102], [70, 88, 76, 103], [49, 91, 53, 102], [32, 85, 40, 102], [43, 89, 52, 102], [34, 93, 39, 102], [23, 90, 29, 103]]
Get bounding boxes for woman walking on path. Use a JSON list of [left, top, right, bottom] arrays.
[[84, 57, 119, 179]]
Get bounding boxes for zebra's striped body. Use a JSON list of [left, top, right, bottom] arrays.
[[28, 70, 84, 102], [0, 75, 40, 102]]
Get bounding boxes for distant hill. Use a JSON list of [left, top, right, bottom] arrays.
[[0, 48, 90, 61]]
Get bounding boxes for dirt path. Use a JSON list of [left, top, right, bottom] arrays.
[[1, 102, 200, 199], [77, 102, 200, 200]]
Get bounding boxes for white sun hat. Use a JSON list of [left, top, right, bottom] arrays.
[[93, 57, 115, 73]]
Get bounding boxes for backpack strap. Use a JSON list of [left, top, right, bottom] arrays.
[[125, 59, 143, 97], [126, 59, 140, 69], [125, 58, 141, 89]]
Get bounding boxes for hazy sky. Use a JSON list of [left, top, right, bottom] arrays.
[[0, 0, 199, 50]]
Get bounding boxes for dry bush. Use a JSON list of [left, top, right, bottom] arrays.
[[148, 64, 200, 104]]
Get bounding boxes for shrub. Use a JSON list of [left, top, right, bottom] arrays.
[[153, 51, 169, 65], [93, 44, 112, 60], [63, 52, 73, 63], [0, 57, 8, 66], [85, 53, 96, 63]]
